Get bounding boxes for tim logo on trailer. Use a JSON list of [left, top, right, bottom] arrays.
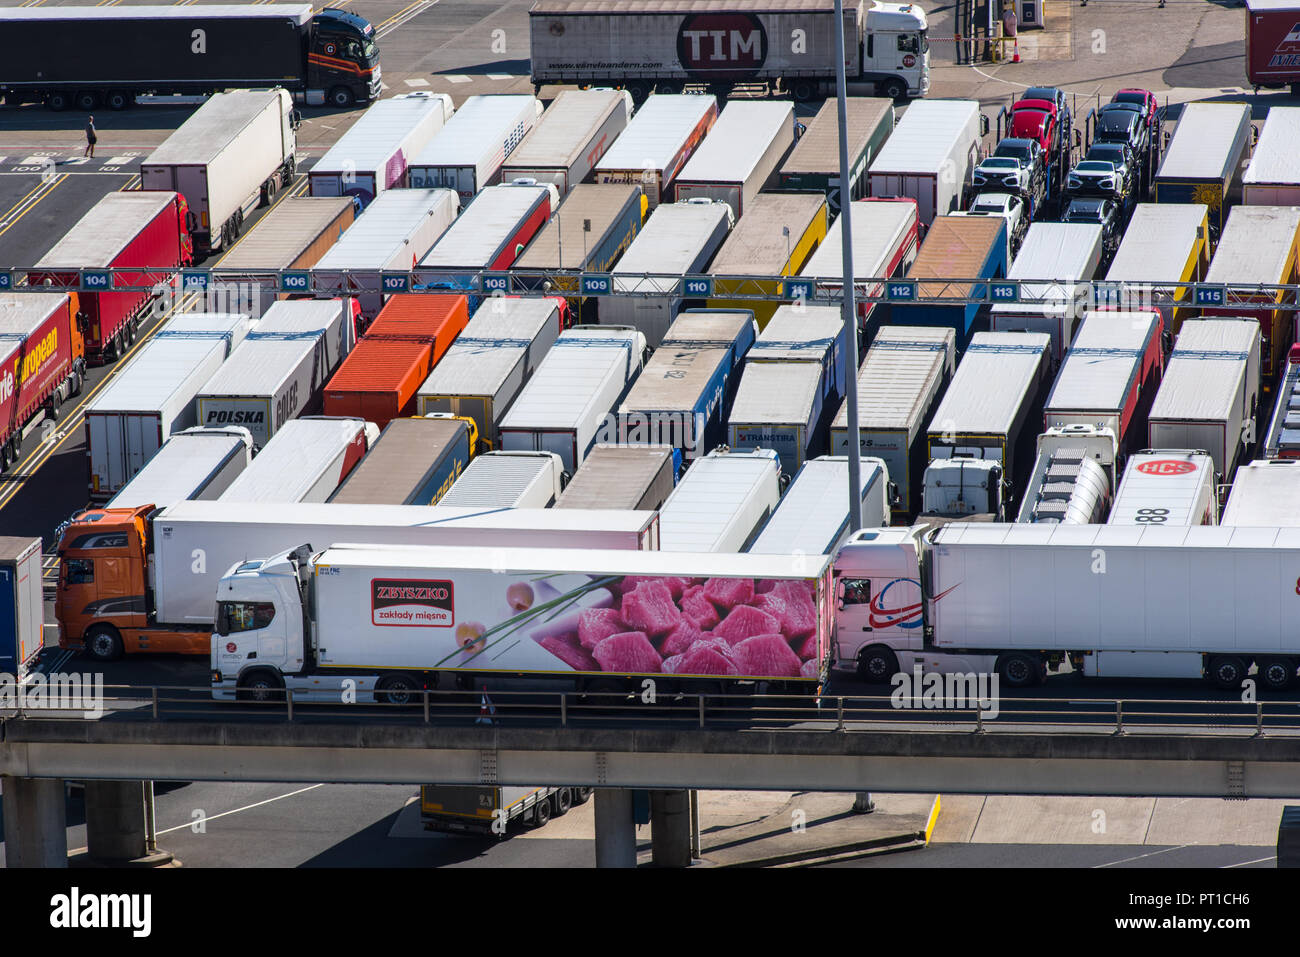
[[1269, 23, 1300, 67], [677, 13, 768, 80]]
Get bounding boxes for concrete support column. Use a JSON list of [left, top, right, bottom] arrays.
[[593, 788, 637, 868], [84, 780, 172, 865], [853, 791, 876, 814], [650, 789, 692, 868], [2, 775, 68, 868]]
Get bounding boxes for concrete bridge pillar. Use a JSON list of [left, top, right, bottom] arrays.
[[593, 788, 637, 868], [650, 789, 693, 867], [84, 780, 173, 866], [2, 775, 68, 867]]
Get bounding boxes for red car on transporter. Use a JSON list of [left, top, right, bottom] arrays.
[[1009, 97, 1061, 154]]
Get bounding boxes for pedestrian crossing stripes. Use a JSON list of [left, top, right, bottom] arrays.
[[0, 154, 142, 174]]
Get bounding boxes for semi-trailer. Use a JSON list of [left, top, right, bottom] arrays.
[[830, 325, 956, 520], [1103, 203, 1211, 334], [1154, 103, 1253, 237], [0, 292, 86, 472], [705, 193, 828, 328], [1242, 107, 1300, 204], [499, 89, 633, 195], [327, 415, 476, 506], [527, 0, 931, 101], [420, 785, 592, 835], [322, 294, 470, 430], [211, 542, 834, 700], [867, 98, 982, 225], [1014, 424, 1118, 525], [989, 221, 1105, 362], [309, 92, 454, 208], [196, 299, 359, 449], [415, 297, 565, 449], [617, 308, 757, 457], [107, 426, 253, 511], [407, 94, 543, 200], [0, 537, 44, 682], [1220, 459, 1300, 524], [593, 94, 719, 209], [141, 88, 300, 255], [1042, 309, 1165, 456], [748, 455, 891, 556], [84, 312, 252, 501], [29, 191, 193, 362], [777, 97, 895, 215], [55, 499, 660, 658], [727, 304, 847, 474], [657, 447, 782, 552], [1147, 318, 1261, 483], [0, 5, 380, 110], [602, 198, 734, 346], [311, 188, 460, 324], [1108, 450, 1219, 526], [672, 101, 797, 218], [497, 325, 646, 473], [1244, 0, 1300, 94], [212, 196, 355, 316], [554, 444, 677, 511], [217, 415, 376, 505], [1264, 343, 1300, 457], [438, 451, 565, 509], [836, 521, 1300, 689]]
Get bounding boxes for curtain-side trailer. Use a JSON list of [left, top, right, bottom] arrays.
[[327, 415, 475, 506], [0, 291, 86, 472], [500, 89, 632, 195], [217, 416, 376, 505], [778, 97, 895, 214], [893, 215, 1007, 350], [438, 451, 565, 508], [673, 101, 796, 218], [594, 94, 719, 209], [554, 444, 678, 511]]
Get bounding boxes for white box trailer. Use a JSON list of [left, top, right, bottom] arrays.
[[778, 97, 896, 215], [416, 297, 563, 447], [1154, 102, 1253, 235], [500, 89, 633, 194], [748, 455, 891, 557], [312, 188, 460, 322], [867, 98, 982, 225], [1103, 203, 1210, 330], [831, 326, 956, 518], [107, 426, 253, 510], [594, 94, 719, 209], [195, 299, 358, 449], [437, 451, 564, 508], [309, 92, 454, 207], [1221, 459, 1300, 525], [672, 101, 796, 218], [1148, 318, 1261, 482], [602, 198, 733, 346], [1108, 450, 1218, 526], [1243, 107, 1300, 205], [554, 444, 677, 511], [84, 312, 252, 500], [989, 221, 1105, 361], [153, 499, 660, 626], [658, 448, 782, 552], [140, 88, 297, 254], [218, 415, 377, 505], [407, 94, 543, 200], [497, 325, 646, 473]]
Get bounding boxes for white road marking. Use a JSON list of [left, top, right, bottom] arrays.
[[1093, 844, 1190, 867], [1223, 855, 1275, 868], [443, 75, 471, 84], [105, 156, 134, 166], [485, 74, 514, 80], [403, 78, 430, 87], [154, 784, 325, 836]]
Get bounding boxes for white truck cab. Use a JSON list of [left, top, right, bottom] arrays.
[[862, 1, 931, 98]]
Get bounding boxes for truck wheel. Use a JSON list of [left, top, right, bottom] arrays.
[[623, 82, 649, 103], [998, 652, 1043, 688], [1207, 656, 1247, 691], [47, 91, 71, 112], [1258, 658, 1296, 691], [106, 90, 131, 111], [530, 797, 552, 828], [261, 177, 276, 207], [879, 77, 907, 100], [790, 80, 818, 101], [376, 673, 421, 706], [0, 443, 11, 473], [551, 788, 573, 817], [85, 625, 124, 662], [75, 91, 99, 111], [572, 787, 593, 804], [328, 86, 355, 109], [236, 670, 285, 702], [857, 646, 899, 684]]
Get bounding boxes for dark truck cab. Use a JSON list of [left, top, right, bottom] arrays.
[[0, 4, 380, 111]]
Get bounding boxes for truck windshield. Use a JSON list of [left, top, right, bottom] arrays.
[[216, 601, 276, 636]]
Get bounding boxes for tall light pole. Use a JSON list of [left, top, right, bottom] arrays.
[[833, 0, 863, 532]]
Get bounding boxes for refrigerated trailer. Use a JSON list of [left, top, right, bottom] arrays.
[[748, 455, 891, 556], [1147, 318, 1261, 482], [327, 415, 475, 506], [1221, 459, 1300, 524], [602, 199, 734, 346], [218, 416, 375, 505], [407, 94, 543, 200], [594, 94, 719, 209], [0, 537, 43, 682], [141, 88, 299, 255], [555, 444, 677, 511], [893, 215, 1007, 349], [1243, 107, 1300, 204], [0, 292, 86, 472], [1103, 203, 1211, 334], [84, 312, 252, 501], [500, 89, 632, 195], [1108, 450, 1219, 526], [868, 99, 982, 225], [778, 97, 895, 215], [1154, 103, 1253, 236], [657, 447, 782, 552], [438, 451, 565, 508], [831, 325, 956, 519], [309, 92, 454, 207], [673, 101, 796, 218], [196, 299, 358, 449], [415, 297, 565, 449], [107, 426, 253, 511]]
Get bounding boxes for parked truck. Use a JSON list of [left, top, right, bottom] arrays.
[[196, 299, 359, 449], [309, 92, 454, 208], [141, 88, 300, 255], [673, 101, 796, 218], [1221, 459, 1300, 525], [1242, 107, 1300, 204], [1103, 203, 1211, 335], [29, 191, 193, 362], [555, 444, 678, 512], [1244, 0, 1300, 93], [107, 426, 253, 511], [594, 94, 719, 209], [778, 97, 895, 215], [0, 537, 44, 682], [500, 89, 633, 195], [893, 215, 1008, 350], [1264, 343, 1300, 458], [1108, 450, 1219, 526], [416, 297, 565, 450], [327, 415, 476, 506], [56, 499, 661, 659], [420, 784, 592, 835], [0, 292, 86, 473], [868, 99, 982, 225], [0, 4, 380, 110], [1154, 103, 1253, 238], [438, 451, 565, 509], [218, 416, 376, 505], [831, 326, 956, 520], [658, 447, 782, 552], [407, 94, 544, 200], [1014, 424, 1119, 525], [84, 312, 252, 501], [748, 455, 891, 556], [527, 0, 931, 101]]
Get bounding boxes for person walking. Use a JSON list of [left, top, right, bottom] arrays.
[[84, 115, 96, 158]]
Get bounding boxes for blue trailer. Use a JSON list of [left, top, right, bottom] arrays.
[[893, 215, 1008, 350], [0, 537, 44, 681]]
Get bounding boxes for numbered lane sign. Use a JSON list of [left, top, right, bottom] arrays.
[[280, 272, 311, 294], [381, 272, 409, 293], [581, 274, 612, 296], [681, 276, 713, 298], [0, 272, 11, 291], [181, 270, 210, 291], [1194, 284, 1226, 307], [782, 279, 814, 301], [81, 270, 113, 291], [886, 281, 917, 302], [480, 272, 510, 294], [990, 282, 1019, 303]]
